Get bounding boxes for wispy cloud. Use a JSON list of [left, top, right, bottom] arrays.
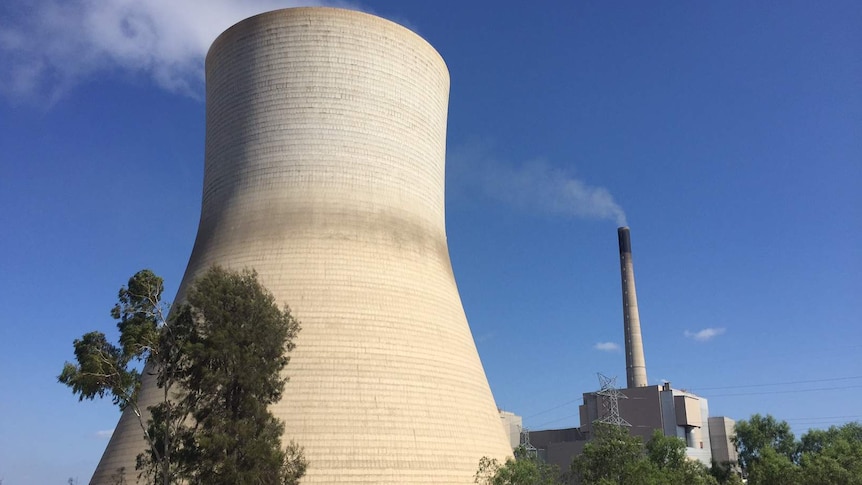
[[475, 331, 496, 343], [684, 327, 726, 342], [0, 0, 355, 104], [594, 342, 620, 352], [95, 429, 114, 439], [448, 142, 627, 226]]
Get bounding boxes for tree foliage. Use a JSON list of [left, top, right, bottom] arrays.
[[568, 425, 717, 485], [745, 447, 799, 485], [60, 270, 165, 408], [796, 422, 862, 485], [732, 415, 862, 485], [709, 460, 744, 485], [731, 413, 796, 473], [59, 270, 181, 484], [172, 267, 305, 485], [475, 446, 561, 485], [570, 424, 646, 484], [474, 424, 719, 485], [60, 267, 306, 485], [644, 430, 717, 485], [645, 430, 687, 471]]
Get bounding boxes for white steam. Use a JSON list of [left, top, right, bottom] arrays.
[[449, 142, 628, 226], [0, 0, 354, 104]]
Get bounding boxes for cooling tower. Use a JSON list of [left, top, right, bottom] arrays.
[[90, 7, 512, 484], [618, 226, 648, 388]]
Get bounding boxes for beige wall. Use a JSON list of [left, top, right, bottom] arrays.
[[90, 7, 511, 484], [499, 410, 523, 449], [674, 395, 702, 427], [708, 416, 738, 465]]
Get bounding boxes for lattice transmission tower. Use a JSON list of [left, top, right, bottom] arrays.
[[518, 425, 538, 458], [594, 373, 631, 427]]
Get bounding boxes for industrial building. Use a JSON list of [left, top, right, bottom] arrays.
[[529, 228, 736, 470], [90, 7, 511, 484], [531, 384, 735, 469], [708, 416, 739, 466], [499, 409, 525, 450], [529, 384, 736, 469], [580, 382, 716, 464]]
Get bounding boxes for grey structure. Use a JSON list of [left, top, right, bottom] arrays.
[[499, 409, 524, 449], [581, 383, 714, 464], [618, 226, 648, 388], [90, 7, 511, 484], [532, 383, 719, 468], [708, 416, 739, 467]]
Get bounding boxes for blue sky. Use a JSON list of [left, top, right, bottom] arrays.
[[1, 1, 860, 483]]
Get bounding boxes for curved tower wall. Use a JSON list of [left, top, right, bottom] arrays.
[[91, 7, 512, 484]]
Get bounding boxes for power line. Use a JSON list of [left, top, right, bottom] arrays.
[[689, 375, 862, 392], [519, 371, 862, 428], [529, 413, 862, 432], [784, 417, 862, 426], [701, 384, 862, 398], [783, 415, 862, 422], [697, 344, 862, 366], [533, 413, 581, 429], [519, 377, 862, 431], [524, 398, 583, 419], [523, 375, 862, 421]]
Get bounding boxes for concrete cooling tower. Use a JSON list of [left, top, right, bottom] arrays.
[[90, 7, 512, 484]]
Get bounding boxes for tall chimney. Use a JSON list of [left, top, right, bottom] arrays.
[[618, 226, 648, 388]]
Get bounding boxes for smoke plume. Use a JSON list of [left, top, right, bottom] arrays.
[[449, 142, 628, 226], [0, 0, 355, 104]]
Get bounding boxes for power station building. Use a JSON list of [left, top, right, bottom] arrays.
[[580, 382, 716, 464], [530, 384, 733, 468], [530, 228, 736, 469], [90, 7, 512, 484]]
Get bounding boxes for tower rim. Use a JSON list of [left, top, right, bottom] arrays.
[[207, 7, 449, 77]]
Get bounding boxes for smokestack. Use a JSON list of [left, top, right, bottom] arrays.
[[618, 226, 648, 388]]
